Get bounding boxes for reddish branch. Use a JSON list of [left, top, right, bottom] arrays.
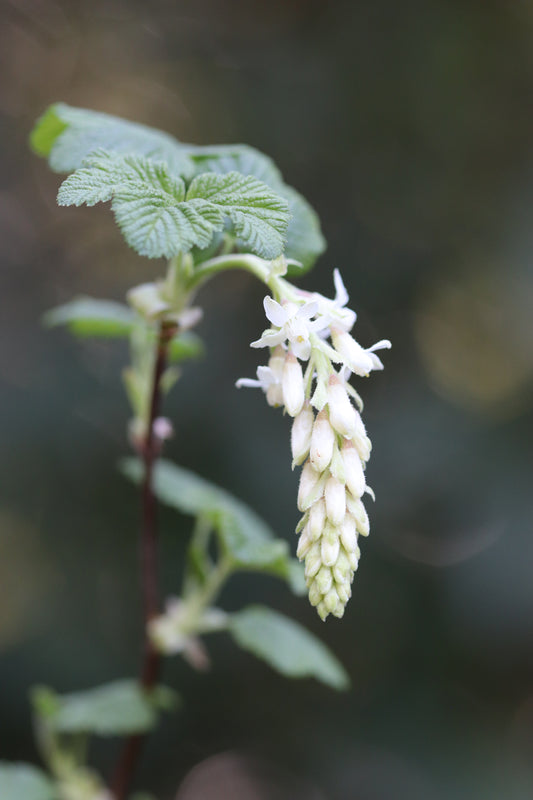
[[110, 321, 177, 800]]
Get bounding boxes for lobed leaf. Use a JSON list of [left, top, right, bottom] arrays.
[[228, 606, 350, 690], [190, 145, 326, 273], [0, 763, 56, 800], [31, 680, 178, 737], [187, 171, 290, 259]]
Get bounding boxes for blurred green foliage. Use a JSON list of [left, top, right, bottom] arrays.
[[2, 1, 533, 798]]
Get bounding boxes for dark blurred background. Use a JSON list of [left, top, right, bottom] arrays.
[[2, 0, 533, 798]]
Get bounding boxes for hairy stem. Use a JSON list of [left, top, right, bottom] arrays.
[[110, 320, 176, 800]]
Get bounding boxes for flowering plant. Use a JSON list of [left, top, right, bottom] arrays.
[[0, 104, 389, 800]]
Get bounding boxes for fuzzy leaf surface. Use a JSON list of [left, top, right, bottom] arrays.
[[190, 145, 326, 272], [30, 103, 195, 177], [228, 606, 350, 690], [32, 680, 177, 737], [120, 458, 296, 581], [0, 763, 56, 800], [186, 170, 290, 259], [57, 152, 289, 259]]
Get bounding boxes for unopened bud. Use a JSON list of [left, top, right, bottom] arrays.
[[308, 498, 326, 541], [320, 523, 340, 567], [282, 352, 305, 416], [310, 410, 335, 472], [327, 374, 357, 437], [291, 403, 314, 466], [325, 476, 346, 525], [297, 461, 326, 512], [341, 440, 366, 498]]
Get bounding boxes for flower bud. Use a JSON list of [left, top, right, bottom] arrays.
[[346, 495, 370, 536], [297, 461, 326, 512], [296, 528, 312, 559], [315, 566, 333, 595], [320, 523, 340, 567], [310, 410, 335, 472], [341, 440, 366, 499], [282, 351, 304, 416], [304, 543, 322, 579], [308, 498, 326, 541], [327, 374, 357, 437], [308, 580, 322, 607], [324, 588, 341, 614], [291, 403, 314, 466], [339, 514, 358, 554], [325, 476, 346, 525], [265, 347, 285, 407]]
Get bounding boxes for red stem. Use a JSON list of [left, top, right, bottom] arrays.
[[110, 321, 176, 800]]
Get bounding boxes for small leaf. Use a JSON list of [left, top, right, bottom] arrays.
[[186, 171, 290, 259], [0, 763, 56, 800], [31, 680, 176, 736], [228, 606, 350, 690], [43, 297, 137, 338], [120, 458, 298, 585], [31, 103, 195, 178]]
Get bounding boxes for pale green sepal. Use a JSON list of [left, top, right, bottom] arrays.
[[0, 763, 56, 800], [228, 606, 349, 690]]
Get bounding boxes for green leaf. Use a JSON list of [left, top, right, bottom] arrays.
[[0, 763, 56, 800], [31, 680, 177, 737], [30, 103, 195, 178], [228, 606, 350, 690], [281, 185, 326, 275], [190, 144, 325, 273], [120, 458, 296, 582], [43, 297, 137, 338], [187, 171, 290, 259]]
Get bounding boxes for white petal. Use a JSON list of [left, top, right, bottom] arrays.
[[263, 295, 287, 327], [296, 300, 319, 320], [235, 377, 262, 389], [250, 330, 286, 349], [333, 268, 349, 307]]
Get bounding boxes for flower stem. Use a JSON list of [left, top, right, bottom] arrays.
[[110, 320, 176, 800]]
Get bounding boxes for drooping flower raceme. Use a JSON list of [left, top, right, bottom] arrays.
[[237, 269, 390, 620]]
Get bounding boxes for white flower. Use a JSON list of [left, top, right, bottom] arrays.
[[331, 327, 391, 376], [236, 346, 285, 407], [251, 296, 324, 360]]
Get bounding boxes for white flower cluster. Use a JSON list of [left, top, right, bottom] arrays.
[[237, 270, 390, 620]]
